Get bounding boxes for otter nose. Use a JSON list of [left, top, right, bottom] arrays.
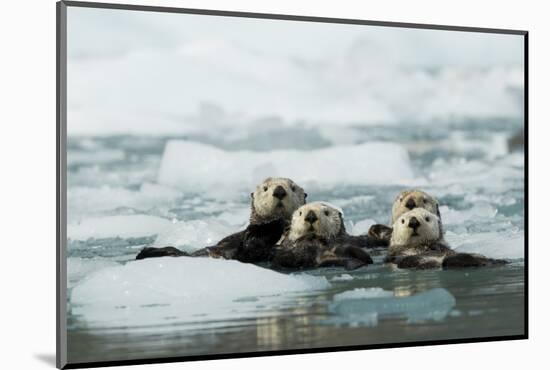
[[405, 198, 416, 210], [305, 210, 318, 224], [272, 185, 287, 200], [408, 216, 420, 230]]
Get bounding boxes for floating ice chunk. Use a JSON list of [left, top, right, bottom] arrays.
[[464, 193, 517, 206], [440, 204, 498, 225], [70, 257, 330, 328], [157, 141, 415, 195], [68, 215, 172, 240], [428, 156, 523, 193], [68, 183, 181, 220], [152, 219, 241, 252], [330, 195, 375, 208], [331, 274, 355, 282], [333, 288, 393, 301], [333, 287, 393, 302], [215, 206, 250, 226], [446, 231, 524, 259], [67, 257, 120, 288], [329, 288, 456, 326], [349, 219, 377, 236]]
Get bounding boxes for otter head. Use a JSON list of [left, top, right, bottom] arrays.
[[288, 202, 344, 242], [390, 208, 442, 249], [250, 177, 306, 223], [391, 189, 440, 224]]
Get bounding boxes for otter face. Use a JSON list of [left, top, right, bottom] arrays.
[[251, 177, 306, 221], [288, 202, 343, 242], [390, 208, 441, 248], [391, 189, 440, 224]]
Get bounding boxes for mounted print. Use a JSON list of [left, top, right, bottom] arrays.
[[56, 1, 528, 368]]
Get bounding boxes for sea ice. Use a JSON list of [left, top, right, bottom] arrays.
[[152, 219, 241, 252], [440, 204, 498, 225], [68, 214, 172, 241], [67, 149, 125, 166], [68, 182, 181, 221], [333, 288, 394, 300], [67, 257, 120, 288], [446, 230, 524, 259], [349, 219, 377, 236], [157, 141, 415, 195], [329, 288, 456, 326], [70, 257, 330, 329], [331, 274, 355, 282]]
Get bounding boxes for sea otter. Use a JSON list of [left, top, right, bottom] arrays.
[[386, 208, 507, 269], [271, 202, 375, 270], [368, 189, 441, 245], [136, 177, 307, 263]]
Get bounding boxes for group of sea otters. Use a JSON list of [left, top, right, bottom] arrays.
[[136, 177, 507, 271]]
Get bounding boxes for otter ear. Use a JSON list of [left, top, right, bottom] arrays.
[[250, 192, 254, 199]]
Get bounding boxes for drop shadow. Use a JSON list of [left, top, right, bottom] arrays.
[[34, 353, 56, 367]]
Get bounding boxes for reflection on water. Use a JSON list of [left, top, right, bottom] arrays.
[[67, 263, 524, 364]]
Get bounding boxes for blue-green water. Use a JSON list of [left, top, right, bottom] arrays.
[[66, 119, 525, 363]]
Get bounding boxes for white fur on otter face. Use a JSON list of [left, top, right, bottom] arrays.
[[288, 202, 343, 242], [251, 177, 306, 222], [390, 208, 442, 250], [391, 189, 440, 224]]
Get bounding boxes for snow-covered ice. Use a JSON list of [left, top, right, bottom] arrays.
[[158, 141, 415, 195], [447, 231, 524, 259], [152, 219, 241, 252], [333, 288, 394, 300], [68, 214, 172, 241], [70, 257, 330, 328]]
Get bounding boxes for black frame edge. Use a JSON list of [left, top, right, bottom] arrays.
[[523, 32, 529, 339], [63, 335, 528, 369]]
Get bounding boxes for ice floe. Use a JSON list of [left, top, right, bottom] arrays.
[[67, 257, 121, 288], [68, 183, 181, 221], [70, 257, 330, 329], [446, 231, 524, 259], [158, 141, 415, 195], [68, 214, 172, 241], [152, 219, 241, 252], [329, 288, 456, 326], [333, 288, 394, 300]]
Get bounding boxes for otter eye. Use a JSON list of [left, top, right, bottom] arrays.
[[299, 211, 302, 216], [399, 198, 403, 202], [425, 216, 430, 222], [291, 185, 296, 192], [324, 210, 329, 216], [263, 186, 268, 192], [401, 219, 405, 224]]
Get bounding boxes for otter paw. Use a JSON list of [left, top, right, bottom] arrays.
[[135, 246, 188, 260], [344, 258, 369, 271], [396, 255, 424, 269], [367, 224, 392, 246], [442, 253, 508, 268], [396, 255, 441, 270]]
